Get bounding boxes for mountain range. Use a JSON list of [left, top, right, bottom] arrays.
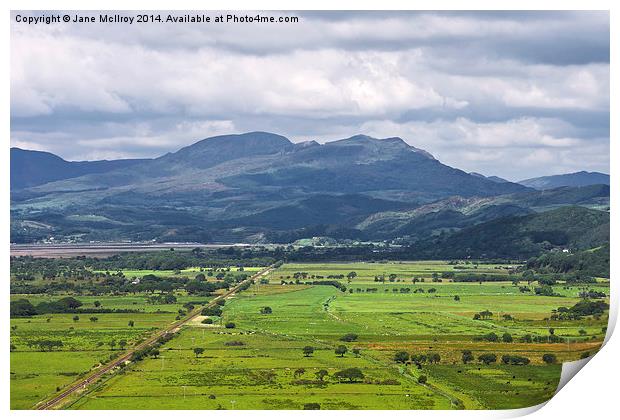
[[10, 132, 610, 251]]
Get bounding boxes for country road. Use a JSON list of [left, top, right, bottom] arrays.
[[35, 265, 275, 410]]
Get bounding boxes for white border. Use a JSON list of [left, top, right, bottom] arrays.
[[2, 2, 616, 420]]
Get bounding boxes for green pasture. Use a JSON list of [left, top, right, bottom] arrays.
[[11, 261, 608, 410], [268, 261, 516, 283], [10, 310, 179, 409]]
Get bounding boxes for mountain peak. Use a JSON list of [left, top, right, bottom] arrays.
[[330, 134, 435, 159], [161, 131, 293, 169]]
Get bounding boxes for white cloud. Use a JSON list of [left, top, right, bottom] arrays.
[[10, 11, 609, 179]]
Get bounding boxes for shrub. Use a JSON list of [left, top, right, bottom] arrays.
[[501, 355, 530, 365]]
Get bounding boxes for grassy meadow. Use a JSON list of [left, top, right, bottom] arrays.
[[11, 261, 609, 410]]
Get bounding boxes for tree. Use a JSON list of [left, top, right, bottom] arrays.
[[119, 339, 128, 350], [454, 295, 460, 301], [339, 333, 358, 342], [315, 369, 329, 382], [303, 346, 314, 357], [202, 307, 223, 317], [502, 333, 513, 343], [417, 375, 428, 384], [478, 353, 497, 365], [352, 348, 361, 357], [542, 353, 557, 364], [195, 273, 206, 282], [225, 322, 236, 329], [428, 353, 441, 364], [394, 351, 410, 364], [347, 272, 358, 280], [89, 316, 98, 323], [109, 340, 116, 350], [128, 320, 135, 327], [72, 315, 80, 322], [10, 299, 37, 317], [333, 367, 364, 382], [335, 345, 348, 357], [58, 297, 83, 310], [193, 347, 205, 357], [294, 368, 305, 378], [479, 310, 493, 319], [462, 350, 474, 364], [94, 300, 101, 308], [260, 306, 272, 314]]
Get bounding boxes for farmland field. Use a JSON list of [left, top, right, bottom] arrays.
[[10, 261, 609, 410]]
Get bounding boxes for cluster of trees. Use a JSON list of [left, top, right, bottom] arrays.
[[10, 251, 270, 295], [466, 351, 533, 366], [25, 339, 64, 352], [551, 300, 609, 321], [11, 267, 248, 298], [525, 244, 609, 278], [393, 351, 441, 366], [11, 297, 81, 316], [578, 290, 607, 299], [349, 287, 440, 294], [146, 293, 177, 304], [10, 297, 141, 317], [473, 332, 514, 343]]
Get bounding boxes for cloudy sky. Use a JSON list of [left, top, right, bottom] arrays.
[[11, 11, 609, 180]]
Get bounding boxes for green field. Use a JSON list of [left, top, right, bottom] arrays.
[[10, 311, 180, 409], [11, 261, 609, 410]]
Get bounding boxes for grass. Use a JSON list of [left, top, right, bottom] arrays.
[[11, 261, 609, 410], [10, 310, 180, 409]]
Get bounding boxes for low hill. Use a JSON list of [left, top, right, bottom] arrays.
[[412, 206, 610, 259], [10, 148, 149, 190], [356, 184, 609, 241], [518, 171, 609, 190]]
